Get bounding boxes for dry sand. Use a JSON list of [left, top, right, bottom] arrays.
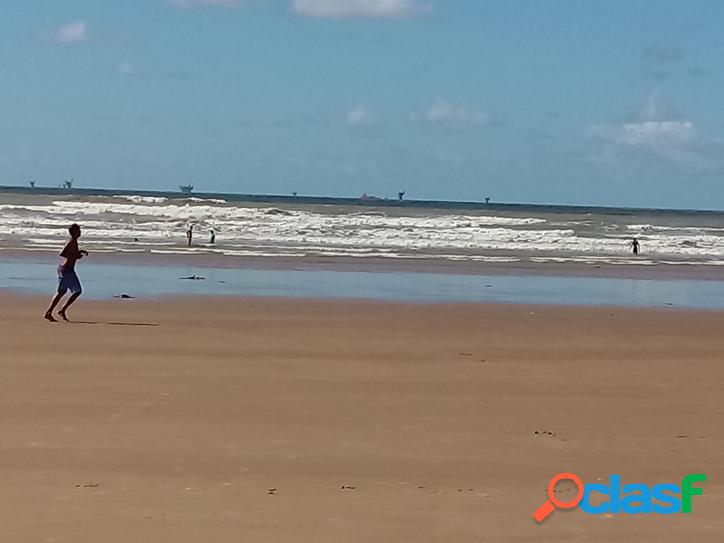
[[0, 293, 722, 542]]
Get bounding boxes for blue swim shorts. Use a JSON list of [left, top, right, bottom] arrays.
[[57, 267, 82, 294]]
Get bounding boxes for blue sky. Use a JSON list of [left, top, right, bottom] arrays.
[[1, 0, 723, 208]]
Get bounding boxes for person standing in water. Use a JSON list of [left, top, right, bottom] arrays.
[[44, 223, 88, 322], [209, 229, 216, 244], [630, 237, 640, 255], [186, 224, 194, 247]]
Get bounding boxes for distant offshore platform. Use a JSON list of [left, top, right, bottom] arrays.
[[5, 181, 717, 216]]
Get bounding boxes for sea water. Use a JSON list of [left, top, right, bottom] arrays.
[[2, 190, 724, 267], [3, 258, 724, 309]]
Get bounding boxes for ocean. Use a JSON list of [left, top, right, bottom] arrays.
[[2, 187, 724, 268], [5, 258, 724, 308]]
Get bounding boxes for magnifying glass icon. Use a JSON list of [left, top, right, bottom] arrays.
[[533, 473, 584, 523]]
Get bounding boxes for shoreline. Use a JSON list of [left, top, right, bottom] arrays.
[[6, 251, 724, 309], [3, 248, 724, 281]]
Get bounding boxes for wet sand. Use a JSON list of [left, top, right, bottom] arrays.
[[0, 293, 722, 542], [4, 248, 724, 281]]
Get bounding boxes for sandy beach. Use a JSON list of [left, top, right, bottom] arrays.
[[1, 293, 722, 542]]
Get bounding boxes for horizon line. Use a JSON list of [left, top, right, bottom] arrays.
[[1, 184, 722, 215]]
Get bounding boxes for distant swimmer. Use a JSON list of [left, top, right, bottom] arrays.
[[44, 223, 88, 322], [186, 224, 194, 247], [209, 229, 216, 244], [630, 237, 640, 255]]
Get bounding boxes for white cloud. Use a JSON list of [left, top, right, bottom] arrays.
[[419, 99, 489, 126], [587, 120, 698, 170], [54, 21, 88, 44], [587, 91, 696, 157], [293, 0, 424, 19], [345, 105, 376, 126], [585, 91, 724, 173], [117, 62, 136, 76], [614, 121, 695, 147]]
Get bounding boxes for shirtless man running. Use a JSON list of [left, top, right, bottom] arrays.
[[44, 223, 88, 322]]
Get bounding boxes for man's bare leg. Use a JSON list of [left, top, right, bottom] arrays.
[[45, 290, 66, 322], [58, 292, 81, 321]]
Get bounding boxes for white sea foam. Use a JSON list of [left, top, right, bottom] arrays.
[[627, 223, 724, 234], [2, 197, 724, 265], [187, 197, 228, 205], [113, 195, 168, 204]]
